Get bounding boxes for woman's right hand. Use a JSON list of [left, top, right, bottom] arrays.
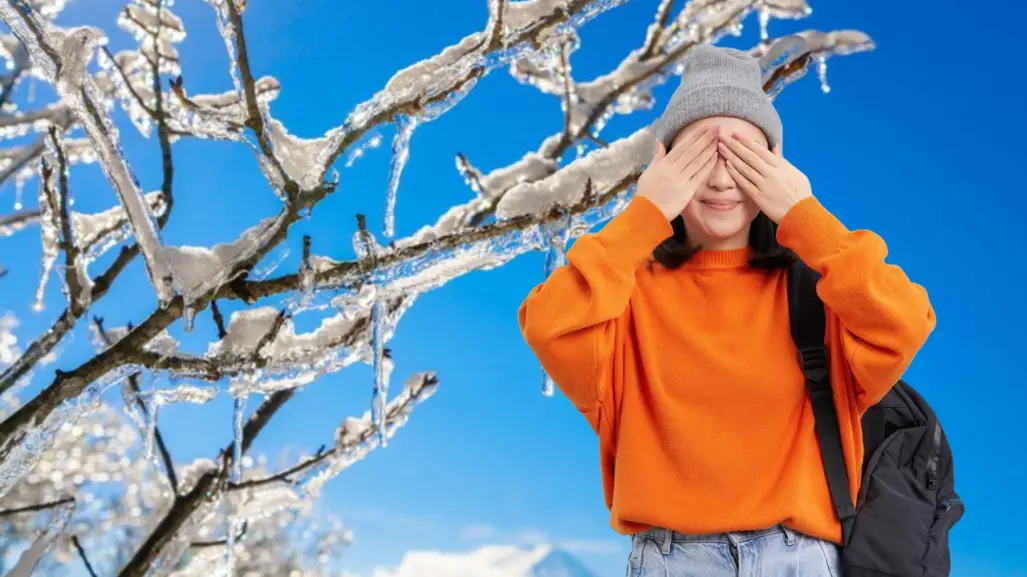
[[638, 126, 720, 220]]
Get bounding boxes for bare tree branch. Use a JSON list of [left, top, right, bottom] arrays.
[[210, 300, 228, 339], [71, 535, 99, 577], [0, 496, 74, 517], [44, 128, 88, 316], [222, 0, 291, 195]]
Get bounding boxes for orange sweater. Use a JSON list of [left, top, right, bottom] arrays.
[[518, 195, 935, 544]]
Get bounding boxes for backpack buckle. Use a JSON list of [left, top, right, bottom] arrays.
[[798, 346, 829, 382]]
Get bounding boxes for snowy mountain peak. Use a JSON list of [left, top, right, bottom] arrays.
[[369, 543, 599, 577]]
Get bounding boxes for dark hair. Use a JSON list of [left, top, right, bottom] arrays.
[[650, 212, 795, 271]]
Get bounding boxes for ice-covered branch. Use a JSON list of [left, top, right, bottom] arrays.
[[44, 128, 91, 315], [231, 372, 438, 493], [0, 208, 40, 236], [211, 0, 291, 196], [0, 0, 179, 303]]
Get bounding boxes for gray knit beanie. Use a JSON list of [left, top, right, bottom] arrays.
[[651, 44, 781, 149]]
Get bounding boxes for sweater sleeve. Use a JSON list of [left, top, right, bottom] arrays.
[[777, 197, 936, 410], [518, 195, 672, 412]]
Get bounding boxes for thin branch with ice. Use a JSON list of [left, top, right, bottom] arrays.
[[229, 372, 438, 492], [0, 209, 41, 236], [45, 127, 91, 315]]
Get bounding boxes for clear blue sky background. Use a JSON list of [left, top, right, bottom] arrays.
[[2, 1, 1025, 576]]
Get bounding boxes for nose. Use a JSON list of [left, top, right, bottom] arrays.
[[706, 154, 734, 191]]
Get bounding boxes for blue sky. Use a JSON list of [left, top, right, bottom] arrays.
[[2, 1, 1026, 576]]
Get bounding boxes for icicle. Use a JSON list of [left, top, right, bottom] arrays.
[[758, 1, 770, 41], [205, 0, 244, 101], [345, 132, 383, 168], [144, 396, 161, 460], [182, 305, 195, 332], [226, 392, 248, 576], [384, 115, 417, 238], [540, 217, 569, 397], [542, 217, 569, 278], [32, 170, 59, 312], [369, 297, 389, 445], [231, 394, 246, 482], [816, 55, 831, 93]]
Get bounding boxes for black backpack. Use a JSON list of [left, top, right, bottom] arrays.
[[787, 260, 964, 577]]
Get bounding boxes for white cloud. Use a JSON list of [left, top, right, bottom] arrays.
[[357, 543, 603, 577]]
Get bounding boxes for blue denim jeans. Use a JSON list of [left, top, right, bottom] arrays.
[[627, 525, 842, 576]]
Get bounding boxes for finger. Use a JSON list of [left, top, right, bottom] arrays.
[[667, 125, 717, 164], [718, 134, 768, 176], [652, 140, 667, 163], [724, 159, 760, 197], [680, 138, 718, 176], [717, 141, 762, 184], [684, 153, 718, 191], [772, 143, 783, 158], [732, 132, 780, 166]]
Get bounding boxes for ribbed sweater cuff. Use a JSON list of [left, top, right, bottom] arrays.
[[776, 196, 850, 266], [594, 195, 674, 269]]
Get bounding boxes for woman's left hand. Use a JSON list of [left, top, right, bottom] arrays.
[[717, 132, 813, 223]]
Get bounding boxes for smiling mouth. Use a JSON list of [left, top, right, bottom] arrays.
[[701, 200, 741, 211]]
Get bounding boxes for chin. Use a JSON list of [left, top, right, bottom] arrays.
[[703, 222, 749, 240]]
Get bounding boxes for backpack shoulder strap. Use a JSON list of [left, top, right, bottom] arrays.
[[786, 259, 858, 544]]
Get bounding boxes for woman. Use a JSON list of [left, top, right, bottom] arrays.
[[517, 45, 935, 575]]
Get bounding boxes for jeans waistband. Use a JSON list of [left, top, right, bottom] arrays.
[[636, 524, 792, 545]]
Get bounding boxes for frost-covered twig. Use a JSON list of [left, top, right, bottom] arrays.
[[45, 128, 88, 315]]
